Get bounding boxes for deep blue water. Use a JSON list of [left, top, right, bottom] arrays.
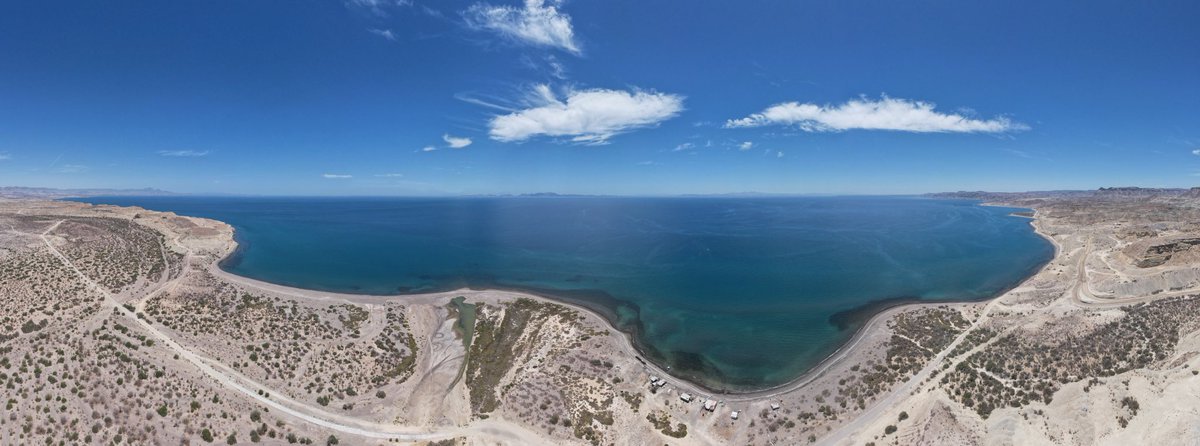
[[72, 196, 1053, 390]]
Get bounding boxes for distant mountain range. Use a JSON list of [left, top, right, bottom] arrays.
[[6, 186, 1199, 201], [927, 187, 1200, 201], [0, 187, 179, 199]]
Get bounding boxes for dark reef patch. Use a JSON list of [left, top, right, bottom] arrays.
[[828, 296, 926, 331]]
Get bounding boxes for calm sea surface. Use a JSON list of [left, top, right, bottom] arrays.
[[73, 196, 1053, 390]]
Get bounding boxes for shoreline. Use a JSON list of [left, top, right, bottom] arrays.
[[35, 196, 1057, 397], [21, 193, 1200, 445], [194, 200, 1057, 397], [716, 207, 1058, 399]]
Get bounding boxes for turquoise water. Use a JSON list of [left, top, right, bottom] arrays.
[[73, 196, 1053, 390]]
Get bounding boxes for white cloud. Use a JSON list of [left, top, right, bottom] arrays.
[[465, 0, 580, 54], [322, 173, 353, 179], [158, 150, 210, 157], [738, 141, 754, 151], [672, 142, 694, 152], [489, 84, 684, 144], [368, 28, 397, 41], [421, 146, 438, 152], [725, 96, 1027, 133], [777, 151, 784, 158], [375, 173, 404, 177], [1191, 149, 1200, 156], [443, 134, 473, 148]]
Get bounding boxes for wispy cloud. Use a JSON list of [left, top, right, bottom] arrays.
[[547, 54, 567, 79], [420, 5, 444, 18], [1006, 148, 1033, 159], [672, 142, 694, 152], [349, 0, 410, 6], [454, 91, 520, 112], [157, 150, 210, 157], [738, 141, 754, 151], [346, 0, 412, 16], [1191, 149, 1200, 156], [443, 134, 473, 148], [322, 173, 353, 179], [1003, 148, 1053, 161], [776, 151, 784, 158], [368, 28, 397, 41], [521, 54, 569, 80], [56, 164, 88, 174], [375, 173, 404, 177], [465, 0, 580, 54], [726, 96, 1027, 133], [421, 146, 438, 152], [488, 84, 684, 144], [0, 152, 10, 161]]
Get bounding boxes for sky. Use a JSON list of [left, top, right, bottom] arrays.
[[0, 0, 1197, 196]]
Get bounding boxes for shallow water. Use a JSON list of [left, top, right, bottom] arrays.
[[73, 195, 1053, 390]]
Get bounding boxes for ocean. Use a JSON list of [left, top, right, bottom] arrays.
[[72, 195, 1054, 390]]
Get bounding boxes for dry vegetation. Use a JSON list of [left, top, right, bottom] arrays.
[[0, 213, 329, 445], [942, 296, 1200, 418], [463, 298, 639, 445], [143, 272, 420, 411], [850, 188, 1200, 445], [0, 202, 685, 445], [53, 217, 169, 293], [739, 306, 972, 444]]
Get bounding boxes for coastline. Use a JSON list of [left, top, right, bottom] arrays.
[[713, 207, 1057, 400], [21, 193, 1200, 445], [197, 200, 1058, 397]]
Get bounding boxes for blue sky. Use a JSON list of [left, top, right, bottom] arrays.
[[1, 0, 1197, 195]]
